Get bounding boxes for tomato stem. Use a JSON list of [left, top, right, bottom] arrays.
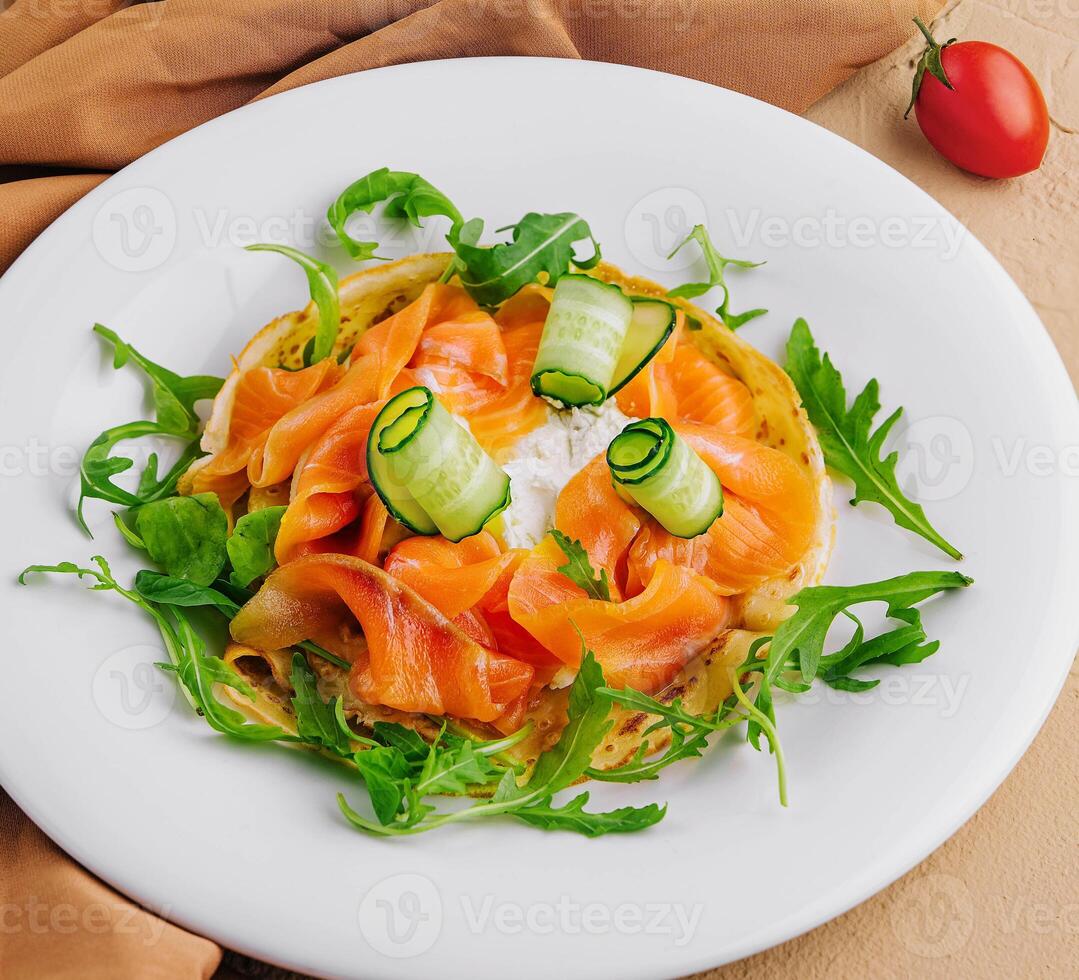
[[905, 17, 958, 119], [913, 16, 937, 46]]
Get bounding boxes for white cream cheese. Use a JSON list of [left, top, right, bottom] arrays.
[[500, 401, 639, 550]]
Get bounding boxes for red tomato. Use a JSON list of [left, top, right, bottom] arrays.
[[908, 20, 1049, 179]]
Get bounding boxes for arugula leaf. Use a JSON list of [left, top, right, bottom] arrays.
[[339, 650, 664, 836], [154, 611, 282, 741], [80, 422, 204, 528], [78, 327, 224, 535], [413, 736, 505, 798], [455, 212, 601, 306], [246, 245, 340, 365], [353, 747, 415, 825], [19, 558, 282, 740], [587, 722, 711, 783], [371, 721, 431, 764], [327, 168, 465, 259], [511, 792, 666, 837], [786, 319, 962, 559], [326, 170, 601, 306], [350, 726, 507, 827], [93, 325, 223, 434], [667, 225, 767, 330], [586, 680, 774, 789], [738, 571, 973, 752], [290, 653, 352, 756], [766, 570, 972, 685], [226, 506, 286, 588], [135, 492, 228, 586], [548, 529, 611, 601], [504, 649, 612, 801], [801, 607, 940, 691]]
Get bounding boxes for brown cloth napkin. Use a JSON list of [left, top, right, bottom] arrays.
[[0, 1, 941, 976]]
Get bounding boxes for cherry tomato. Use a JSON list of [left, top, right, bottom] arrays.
[[906, 18, 1049, 179]]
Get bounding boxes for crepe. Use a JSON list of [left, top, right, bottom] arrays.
[[185, 253, 833, 772]]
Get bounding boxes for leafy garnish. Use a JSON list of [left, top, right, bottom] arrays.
[[454, 212, 601, 307], [353, 747, 416, 825], [93, 325, 223, 434], [591, 571, 970, 801], [785, 318, 962, 559], [812, 608, 940, 691], [548, 529, 611, 601], [246, 244, 340, 365], [19, 558, 282, 740], [327, 168, 465, 259], [412, 734, 507, 798], [510, 793, 665, 837], [134, 492, 228, 586], [327, 169, 602, 306], [371, 721, 431, 763], [134, 570, 240, 617], [765, 570, 971, 684], [338, 650, 664, 836], [744, 570, 973, 751], [111, 512, 145, 550], [78, 326, 223, 534], [667, 225, 767, 330], [226, 506, 286, 588], [290, 653, 353, 756], [588, 668, 786, 803], [498, 649, 612, 802]]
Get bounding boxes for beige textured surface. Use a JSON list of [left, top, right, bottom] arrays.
[[695, 2, 1079, 977]]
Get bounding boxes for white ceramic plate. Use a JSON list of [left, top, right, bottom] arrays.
[[0, 59, 1076, 979]]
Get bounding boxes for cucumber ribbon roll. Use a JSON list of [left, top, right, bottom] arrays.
[[606, 418, 723, 538], [531, 274, 676, 407], [367, 386, 511, 542]]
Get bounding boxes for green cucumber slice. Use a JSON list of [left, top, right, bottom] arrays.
[[607, 418, 723, 538], [608, 298, 677, 395], [530, 274, 634, 407], [368, 386, 511, 542], [367, 389, 439, 535]]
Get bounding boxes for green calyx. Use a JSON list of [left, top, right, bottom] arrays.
[[905, 16, 957, 118]]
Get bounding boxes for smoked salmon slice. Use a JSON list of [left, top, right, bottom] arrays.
[[248, 284, 449, 488], [273, 402, 381, 562], [384, 532, 524, 620], [667, 345, 758, 437], [354, 493, 390, 565], [384, 533, 559, 672], [615, 340, 757, 439], [415, 312, 510, 386], [505, 421, 815, 688], [553, 458, 642, 601], [626, 422, 817, 595], [507, 536, 731, 693], [188, 359, 341, 507], [230, 554, 534, 722], [465, 321, 549, 457]]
